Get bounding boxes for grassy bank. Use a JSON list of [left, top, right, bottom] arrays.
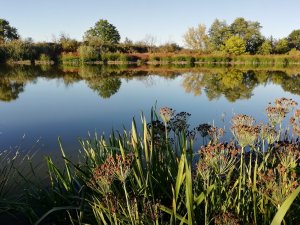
[[1, 98, 300, 224], [1, 45, 300, 66], [59, 52, 300, 67]]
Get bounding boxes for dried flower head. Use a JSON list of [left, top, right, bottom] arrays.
[[214, 212, 240, 225], [208, 126, 225, 144], [197, 143, 240, 178], [290, 109, 300, 136], [143, 200, 162, 221], [257, 162, 299, 207], [260, 124, 277, 145], [195, 123, 212, 137], [185, 129, 196, 141], [274, 142, 300, 170], [169, 111, 191, 133], [91, 153, 134, 191], [265, 97, 297, 128], [275, 97, 298, 113], [159, 107, 175, 124], [231, 124, 260, 148], [231, 114, 255, 127], [266, 104, 286, 127]]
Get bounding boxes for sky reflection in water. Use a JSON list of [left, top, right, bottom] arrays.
[[0, 65, 299, 156]]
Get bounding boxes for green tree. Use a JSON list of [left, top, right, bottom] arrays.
[[5, 39, 36, 61], [0, 19, 19, 43], [288, 29, 300, 50], [157, 42, 182, 53], [274, 38, 290, 54], [83, 19, 120, 47], [59, 33, 79, 52], [183, 24, 209, 52], [78, 45, 99, 62], [230, 17, 263, 54], [223, 36, 246, 55], [258, 40, 272, 55], [208, 19, 231, 51]]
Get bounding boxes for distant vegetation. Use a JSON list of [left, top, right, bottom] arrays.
[[1, 18, 300, 65]]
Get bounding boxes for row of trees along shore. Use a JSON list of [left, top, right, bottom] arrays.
[[1, 17, 300, 65]]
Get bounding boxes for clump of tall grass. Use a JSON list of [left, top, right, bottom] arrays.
[[101, 52, 133, 64], [61, 52, 81, 65], [3, 98, 300, 224]]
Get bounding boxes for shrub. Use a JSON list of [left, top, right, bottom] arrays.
[[39, 53, 51, 62], [78, 45, 99, 62], [101, 53, 131, 63], [171, 55, 195, 64], [34, 42, 62, 62], [61, 52, 80, 64], [0, 45, 7, 63], [4, 40, 36, 61]]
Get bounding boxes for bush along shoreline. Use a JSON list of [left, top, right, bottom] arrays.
[[1, 42, 300, 67], [1, 97, 300, 224], [60, 52, 300, 66]]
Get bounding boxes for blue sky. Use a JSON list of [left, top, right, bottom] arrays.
[[1, 0, 300, 46]]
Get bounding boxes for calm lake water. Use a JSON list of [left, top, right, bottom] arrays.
[[1, 65, 300, 156]]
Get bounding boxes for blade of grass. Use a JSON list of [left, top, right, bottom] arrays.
[[270, 185, 300, 225]]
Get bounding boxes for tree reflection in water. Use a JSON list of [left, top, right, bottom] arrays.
[[0, 81, 24, 102], [182, 69, 300, 102], [87, 77, 121, 99], [1, 65, 300, 102]]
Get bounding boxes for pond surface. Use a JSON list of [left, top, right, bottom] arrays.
[[1, 65, 300, 156]]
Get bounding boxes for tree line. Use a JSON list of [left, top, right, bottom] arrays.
[[183, 18, 300, 55], [0, 17, 300, 64]]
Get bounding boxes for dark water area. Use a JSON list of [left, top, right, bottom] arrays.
[[0, 64, 300, 157]]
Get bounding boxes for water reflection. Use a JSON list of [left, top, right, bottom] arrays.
[[1, 65, 300, 102], [87, 77, 121, 98], [182, 69, 300, 102]]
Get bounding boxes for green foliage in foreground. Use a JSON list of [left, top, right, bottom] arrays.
[[1, 98, 300, 224]]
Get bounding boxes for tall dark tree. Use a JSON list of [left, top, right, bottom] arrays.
[[0, 19, 19, 43], [274, 38, 290, 54], [288, 29, 300, 50], [208, 19, 231, 51], [83, 19, 120, 48], [230, 17, 264, 54]]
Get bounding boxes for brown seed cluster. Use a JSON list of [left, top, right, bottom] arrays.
[[147, 120, 167, 148], [169, 111, 191, 132], [159, 107, 175, 124], [208, 126, 225, 144], [197, 143, 240, 178], [260, 124, 277, 144], [257, 164, 299, 206], [257, 141, 300, 207], [231, 114, 255, 127], [101, 193, 119, 214], [266, 105, 286, 126], [91, 153, 134, 188], [231, 123, 260, 148], [266, 98, 297, 127], [143, 200, 162, 221], [290, 109, 300, 136], [195, 123, 212, 137], [274, 142, 300, 170], [214, 212, 240, 225], [275, 97, 298, 113]]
